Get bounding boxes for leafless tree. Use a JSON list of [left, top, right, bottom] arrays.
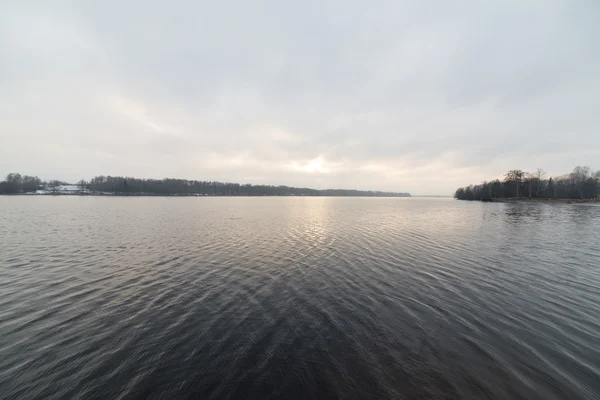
[[48, 180, 61, 194], [525, 172, 534, 198], [6, 173, 23, 186], [555, 175, 569, 198], [571, 166, 590, 199], [505, 169, 525, 198], [534, 168, 547, 197], [77, 179, 88, 194]]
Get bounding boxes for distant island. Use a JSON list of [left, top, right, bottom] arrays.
[[454, 166, 599, 202], [0, 173, 411, 198]]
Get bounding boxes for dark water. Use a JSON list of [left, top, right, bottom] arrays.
[[1, 197, 599, 400]]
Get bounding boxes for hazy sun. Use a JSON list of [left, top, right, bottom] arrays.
[[293, 156, 331, 173]]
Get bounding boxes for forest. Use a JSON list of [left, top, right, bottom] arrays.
[[0, 173, 411, 197], [454, 166, 600, 201]]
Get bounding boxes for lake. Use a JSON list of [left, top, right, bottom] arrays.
[[1, 197, 599, 399]]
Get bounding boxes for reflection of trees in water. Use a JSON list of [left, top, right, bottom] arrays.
[[567, 204, 600, 225], [499, 202, 600, 228], [502, 203, 545, 224], [479, 203, 547, 226]]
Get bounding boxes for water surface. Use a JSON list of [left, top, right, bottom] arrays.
[[1, 197, 599, 399]]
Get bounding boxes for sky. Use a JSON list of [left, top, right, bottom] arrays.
[[1, 1, 599, 195]]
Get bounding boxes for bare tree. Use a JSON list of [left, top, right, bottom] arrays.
[[571, 166, 590, 199], [77, 179, 88, 194], [505, 169, 525, 198], [48, 180, 61, 194], [534, 168, 547, 197], [554, 174, 569, 198], [525, 172, 533, 198], [6, 173, 23, 186]]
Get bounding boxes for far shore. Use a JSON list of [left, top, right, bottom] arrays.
[[0, 192, 412, 198]]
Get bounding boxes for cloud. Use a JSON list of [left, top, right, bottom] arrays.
[[1, 0, 599, 194]]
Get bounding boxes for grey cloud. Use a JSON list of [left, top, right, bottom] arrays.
[[1, 0, 599, 194]]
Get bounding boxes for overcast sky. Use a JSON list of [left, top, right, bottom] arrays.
[[1, 1, 599, 194]]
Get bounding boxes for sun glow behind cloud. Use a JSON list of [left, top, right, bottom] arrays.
[[292, 156, 338, 174]]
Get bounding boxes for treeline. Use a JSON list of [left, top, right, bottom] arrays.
[[0, 173, 44, 194], [0, 173, 410, 197], [0, 173, 71, 194], [455, 166, 600, 201], [85, 176, 410, 196]]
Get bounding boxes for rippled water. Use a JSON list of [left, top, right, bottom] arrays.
[[1, 197, 599, 399]]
